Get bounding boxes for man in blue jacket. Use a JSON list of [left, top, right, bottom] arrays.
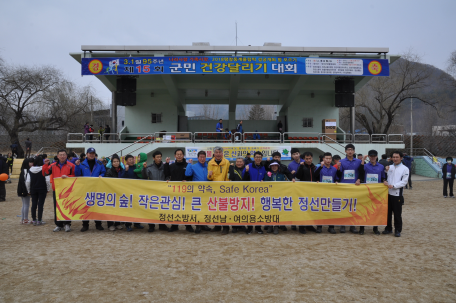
[[216, 119, 223, 140], [242, 151, 266, 235], [185, 150, 212, 234], [402, 153, 414, 189], [336, 143, 362, 234], [75, 147, 106, 232]]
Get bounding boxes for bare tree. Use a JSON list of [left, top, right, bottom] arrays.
[[344, 51, 443, 135], [248, 104, 265, 120], [0, 61, 103, 156]]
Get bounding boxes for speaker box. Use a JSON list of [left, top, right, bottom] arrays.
[[335, 94, 354, 107], [117, 78, 136, 93], [115, 92, 136, 106], [335, 79, 354, 93]]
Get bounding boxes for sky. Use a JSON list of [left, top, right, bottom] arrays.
[[1, 0, 455, 104]]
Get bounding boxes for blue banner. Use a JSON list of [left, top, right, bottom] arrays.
[[81, 56, 389, 77]]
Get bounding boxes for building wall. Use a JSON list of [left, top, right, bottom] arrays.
[[285, 93, 339, 134], [124, 92, 178, 134]]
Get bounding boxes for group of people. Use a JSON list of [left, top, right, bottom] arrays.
[[14, 143, 414, 238], [84, 122, 111, 142]]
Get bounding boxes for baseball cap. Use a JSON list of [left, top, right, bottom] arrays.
[[269, 161, 280, 167], [87, 147, 96, 154]]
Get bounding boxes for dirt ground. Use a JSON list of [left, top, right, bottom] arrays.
[[1, 178, 455, 303]]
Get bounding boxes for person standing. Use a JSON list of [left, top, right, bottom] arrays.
[[185, 151, 212, 234], [165, 149, 193, 232], [207, 146, 231, 234], [336, 143, 362, 234], [25, 138, 32, 158], [379, 154, 390, 168], [6, 153, 13, 184], [295, 151, 318, 234], [84, 122, 90, 140], [26, 156, 51, 226], [104, 154, 124, 230], [98, 126, 104, 142], [43, 150, 75, 232], [105, 125, 111, 142], [236, 121, 243, 141], [88, 125, 94, 141], [242, 151, 266, 235], [442, 157, 455, 198], [216, 119, 223, 140], [10, 142, 18, 158], [229, 157, 246, 233], [0, 155, 8, 202], [244, 153, 253, 165], [142, 151, 168, 232], [383, 151, 409, 237], [359, 150, 386, 235], [314, 152, 340, 234], [75, 147, 106, 232], [288, 148, 301, 179], [402, 153, 414, 189], [17, 158, 34, 223]]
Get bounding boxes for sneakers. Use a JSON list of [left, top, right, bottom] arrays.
[[168, 225, 179, 232], [395, 231, 401, 237], [158, 224, 169, 231], [186, 226, 195, 233], [148, 225, 155, 232], [64, 224, 71, 232], [316, 226, 322, 233], [116, 225, 123, 230], [328, 227, 336, 234], [267, 226, 273, 233], [32, 220, 37, 226], [95, 225, 104, 231], [444, 196, 448, 198], [349, 226, 359, 234], [202, 225, 212, 231], [291, 225, 297, 230], [109, 225, 116, 231], [298, 226, 307, 234], [35, 221, 43, 226], [53, 226, 62, 232], [255, 226, 264, 234], [221, 226, 229, 235], [280, 226, 287, 232], [340, 226, 346, 233], [382, 229, 392, 234], [21, 219, 30, 225], [195, 226, 201, 234], [231, 227, 238, 233], [126, 227, 133, 232], [211, 226, 222, 232], [134, 223, 144, 229], [81, 226, 89, 232]]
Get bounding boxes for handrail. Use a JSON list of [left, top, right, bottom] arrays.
[[387, 134, 404, 144], [108, 134, 154, 158], [319, 133, 346, 148], [154, 132, 193, 143], [371, 134, 387, 143], [244, 132, 281, 143], [194, 132, 233, 142], [354, 134, 370, 143], [67, 133, 84, 143], [319, 135, 346, 154], [101, 133, 119, 143], [283, 132, 320, 144]]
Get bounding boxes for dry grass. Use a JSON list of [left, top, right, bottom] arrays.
[[1, 179, 455, 303]]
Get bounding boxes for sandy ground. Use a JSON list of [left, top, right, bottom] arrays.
[[1, 178, 455, 303]]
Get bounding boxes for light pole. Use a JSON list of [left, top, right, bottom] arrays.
[[410, 96, 413, 157]]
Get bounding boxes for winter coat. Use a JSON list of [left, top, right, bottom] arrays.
[[84, 124, 90, 134], [17, 168, 29, 197], [263, 160, 293, 180], [42, 161, 76, 191], [263, 171, 287, 182], [75, 158, 106, 177], [229, 165, 244, 181], [26, 166, 51, 194], [242, 163, 266, 181], [165, 160, 192, 181], [207, 158, 230, 181], [142, 162, 166, 181], [442, 163, 456, 180], [185, 161, 208, 181], [105, 166, 124, 178], [134, 153, 147, 179], [296, 163, 317, 182]]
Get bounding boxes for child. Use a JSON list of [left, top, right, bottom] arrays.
[[17, 158, 34, 224], [26, 156, 51, 226]]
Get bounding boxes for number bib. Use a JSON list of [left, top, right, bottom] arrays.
[[322, 176, 333, 183], [366, 174, 379, 184], [344, 170, 355, 180], [447, 172, 452, 179]]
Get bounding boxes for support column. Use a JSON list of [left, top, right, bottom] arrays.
[[111, 91, 117, 134], [229, 112, 236, 132], [350, 106, 355, 143]]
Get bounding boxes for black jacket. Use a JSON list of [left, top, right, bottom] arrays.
[[442, 164, 456, 180], [296, 163, 317, 182], [17, 168, 29, 197], [229, 165, 244, 181], [105, 166, 123, 178], [165, 160, 192, 181], [263, 160, 293, 180], [27, 167, 49, 194]]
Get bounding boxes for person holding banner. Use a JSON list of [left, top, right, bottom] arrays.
[[359, 150, 385, 235], [104, 154, 124, 231], [383, 151, 409, 237], [264, 152, 294, 182], [336, 144, 362, 234], [314, 152, 340, 234], [229, 156, 247, 233], [142, 151, 169, 232], [42, 149, 75, 232], [288, 148, 301, 179], [185, 151, 212, 234], [165, 149, 194, 233], [243, 151, 266, 235], [263, 162, 288, 235], [75, 147, 106, 232], [295, 151, 318, 234], [207, 146, 231, 234], [119, 154, 144, 232]]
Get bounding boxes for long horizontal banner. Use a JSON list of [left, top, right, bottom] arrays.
[[81, 56, 389, 76], [54, 178, 388, 226], [185, 146, 292, 161]]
